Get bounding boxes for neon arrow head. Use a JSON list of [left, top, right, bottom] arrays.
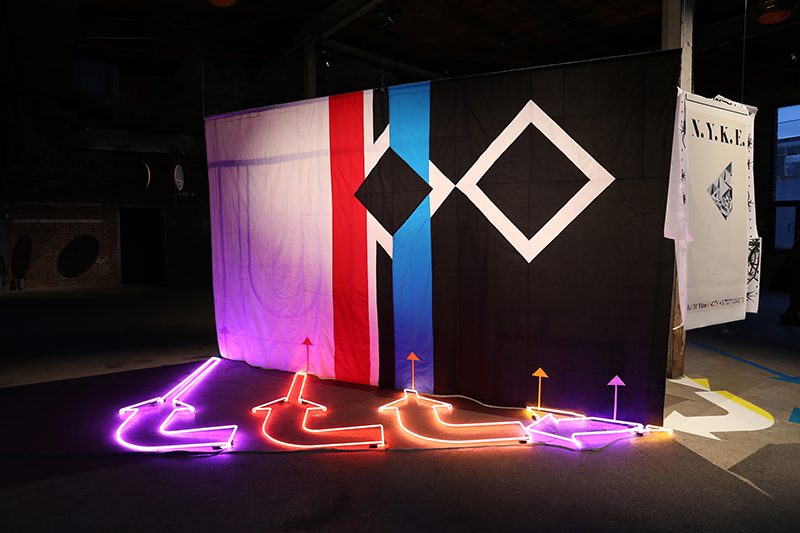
[[608, 375, 625, 387], [302, 337, 313, 346], [532, 368, 549, 378], [406, 352, 420, 362], [118, 396, 165, 415]]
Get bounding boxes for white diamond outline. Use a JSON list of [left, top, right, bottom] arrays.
[[455, 99, 615, 263]]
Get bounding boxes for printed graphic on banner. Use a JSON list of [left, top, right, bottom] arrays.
[[707, 163, 733, 219], [747, 237, 762, 306], [681, 94, 751, 329], [711, 95, 760, 312]]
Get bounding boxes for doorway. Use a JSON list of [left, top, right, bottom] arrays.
[[119, 207, 164, 284]]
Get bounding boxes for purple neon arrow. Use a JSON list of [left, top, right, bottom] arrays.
[[607, 375, 626, 420], [115, 357, 238, 452]]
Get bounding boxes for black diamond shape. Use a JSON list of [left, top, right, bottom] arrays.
[[355, 148, 432, 235], [479, 125, 588, 240]]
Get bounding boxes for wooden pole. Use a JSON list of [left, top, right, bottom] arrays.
[[662, 0, 693, 378]]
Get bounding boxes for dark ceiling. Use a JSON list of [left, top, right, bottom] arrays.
[[3, 0, 800, 153]]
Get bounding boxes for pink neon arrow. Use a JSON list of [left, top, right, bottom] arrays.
[[251, 371, 385, 449], [116, 357, 238, 452], [302, 337, 313, 374], [607, 375, 626, 420]]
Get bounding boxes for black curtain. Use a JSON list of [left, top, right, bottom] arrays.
[[429, 51, 679, 424]]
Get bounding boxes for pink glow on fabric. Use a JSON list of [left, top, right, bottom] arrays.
[[205, 100, 338, 378]]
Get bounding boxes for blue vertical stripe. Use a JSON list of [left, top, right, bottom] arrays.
[[389, 82, 434, 392]]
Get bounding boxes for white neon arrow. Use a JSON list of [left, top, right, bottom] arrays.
[[664, 390, 774, 440]]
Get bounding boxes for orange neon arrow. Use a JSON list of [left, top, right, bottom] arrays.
[[378, 389, 530, 446], [532, 368, 549, 410], [407, 352, 420, 390], [251, 372, 385, 449]]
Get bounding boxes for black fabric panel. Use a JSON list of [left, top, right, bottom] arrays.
[[431, 50, 679, 424], [429, 68, 533, 185], [373, 89, 389, 142], [377, 245, 395, 389]]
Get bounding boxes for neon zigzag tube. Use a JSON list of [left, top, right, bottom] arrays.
[[252, 371, 386, 449], [525, 407, 673, 449], [116, 357, 238, 452]]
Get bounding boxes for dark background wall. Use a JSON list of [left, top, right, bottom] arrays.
[[692, 2, 800, 291], [1, 0, 798, 290]]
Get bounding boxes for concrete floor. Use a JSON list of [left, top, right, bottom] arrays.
[[0, 285, 214, 387], [665, 291, 800, 486], [1, 285, 798, 531]]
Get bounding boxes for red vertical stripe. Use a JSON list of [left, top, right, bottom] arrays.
[[329, 93, 371, 384]]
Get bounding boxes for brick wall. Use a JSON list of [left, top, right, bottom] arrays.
[[3, 148, 211, 290], [6, 203, 118, 289]]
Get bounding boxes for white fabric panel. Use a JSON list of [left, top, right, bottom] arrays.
[[362, 89, 390, 386], [664, 89, 689, 325], [205, 99, 336, 377], [683, 94, 750, 329], [713, 96, 761, 312]]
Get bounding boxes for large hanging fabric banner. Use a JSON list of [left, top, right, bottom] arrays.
[[206, 50, 680, 423], [665, 91, 758, 330], [206, 99, 340, 380]]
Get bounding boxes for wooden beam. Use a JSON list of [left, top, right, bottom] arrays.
[[505, 0, 617, 55], [323, 39, 442, 80], [291, 0, 386, 52], [663, 0, 693, 378], [662, 0, 694, 91]]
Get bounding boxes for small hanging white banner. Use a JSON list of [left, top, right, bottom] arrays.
[[665, 90, 757, 330]]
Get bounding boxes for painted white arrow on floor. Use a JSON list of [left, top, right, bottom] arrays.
[[664, 389, 774, 440]]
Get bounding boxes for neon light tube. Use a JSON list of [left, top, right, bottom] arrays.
[[116, 357, 238, 452], [524, 412, 671, 449], [526, 405, 585, 418], [526, 403, 673, 444], [526, 413, 642, 449], [252, 371, 385, 449], [378, 389, 531, 446]]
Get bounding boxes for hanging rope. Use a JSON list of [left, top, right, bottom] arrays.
[[201, 54, 207, 118]]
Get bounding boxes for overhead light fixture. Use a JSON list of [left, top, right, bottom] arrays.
[[755, 0, 792, 24], [208, 0, 237, 7]]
